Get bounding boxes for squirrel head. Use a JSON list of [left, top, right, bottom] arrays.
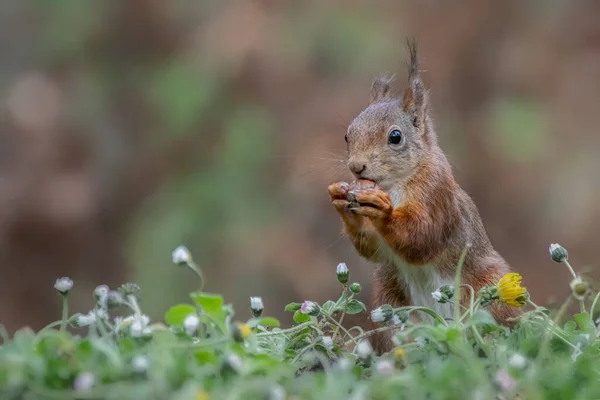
[[345, 39, 435, 192]]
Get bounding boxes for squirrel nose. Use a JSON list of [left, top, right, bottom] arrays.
[[348, 161, 367, 176]]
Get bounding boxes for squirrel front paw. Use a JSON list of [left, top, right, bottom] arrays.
[[328, 181, 352, 213], [352, 187, 393, 223]]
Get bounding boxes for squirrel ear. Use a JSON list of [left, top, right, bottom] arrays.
[[368, 75, 394, 105], [402, 38, 428, 131]]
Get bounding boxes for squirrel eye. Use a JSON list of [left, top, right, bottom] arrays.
[[388, 129, 403, 145], [344, 134, 348, 143]]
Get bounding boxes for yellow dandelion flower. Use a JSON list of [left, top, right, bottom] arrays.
[[237, 323, 252, 339], [394, 347, 405, 358], [496, 273, 528, 308], [195, 391, 209, 400]]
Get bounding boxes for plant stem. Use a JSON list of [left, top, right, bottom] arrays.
[[256, 321, 313, 338], [344, 324, 403, 347], [127, 295, 142, 317], [332, 285, 348, 342], [326, 315, 356, 345], [537, 296, 572, 363], [187, 261, 205, 291], [562, 260, 577, 279], [59, 296, 69, 332], [453, 245, 471, 325], [590, 291, 600, 319]]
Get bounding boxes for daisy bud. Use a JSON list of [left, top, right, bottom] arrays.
[[321, 336, 334, 351], [118, 283, 141, 299], [508, 353, 527, 370], [183, 314, 200, 336], [54, 277, 73, 295], [336, 262, 349, 285], [106, 291, 124, 309], [250, 296, 264, 318], [375, 359, 394, 375], [300, 301, 320, 317], [392, 310, 409, 325], [478, 286, 497, 307], [73, 372, 95, 392], [172, 245, 192, 266], [549, 243, 568, 263], [356, 340, 373, 359], [129, 315, 151, 338], [569, 276, 589, 301], [132, 355, 150, 373], [94, 285, 109, 301], [432, 285, 454, 303], [76, 311, 96, 328], [350, 283, 361, 294], [370, 305, 393, 323]]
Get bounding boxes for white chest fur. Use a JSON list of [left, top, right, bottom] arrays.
[[376, 237, 455, 322]]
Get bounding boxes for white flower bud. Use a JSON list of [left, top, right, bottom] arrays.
[[322, 336, 334, 351], [172, 245, 192, 265], [300, 301, 320, 316], [54, 277, 73, 295], [375, 359, 395, 375], [225, 353, 243, 371], [508, 353, 527, 369], [356, 340, 372, 359], [549, 243, 568, 263], [73, 372, 95, 391], [336, 262, 349, 284], [250, 296, 264, 318], [183, 314, 200, 336], [132, 355, 150, 373], [370, 305, 393, 323], [129, 314, 151, 338], [431, 291, 442, 302]]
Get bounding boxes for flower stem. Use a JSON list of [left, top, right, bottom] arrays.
[[453, 244, 471, 325], [59, 296, 69, 332], [327, 315, 356, 345], [562, 260, 577, 279], [127, 295, 142, 317], [187, 261, 205, 291], [332, 285, 348, 342], [590, 291, 600, 319], [256, 321, 313, 338]]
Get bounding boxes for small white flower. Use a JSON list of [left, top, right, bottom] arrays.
[[300, 301, 320, 316], [508, 353, 527, 369], [250, 296, 264, 317], [356, 340, 372, 359], [336, 357, 353, 371], [375, 359, 395, 375], [77, 312, 96, 327], [226, 353, 243, 371], [172, 245, 192, 265], [73, 372, 95, 391], [370, 305, 393, 323], [431, 290, 442, 302], [494, 369, 515, 393], [322, 336, 334, 351], [54, 277, 73, 295], [183, 314, 200, 336], [336, 262, 349, 284], [132, 355, 150, 373], [268, 385, 286, 400], [129, 314, 152, 338]]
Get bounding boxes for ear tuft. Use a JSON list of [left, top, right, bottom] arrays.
[[369, 75, 395, 105], [402, 38, 428, 131]]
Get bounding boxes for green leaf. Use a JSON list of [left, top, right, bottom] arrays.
[[191, 292, 227, 334], [468, 309, 497, 327], [345, 300, 367, 315], [256, 317, 280, 327], [285, 302, 302, 312], [164, 304, 197, 326], [574, 312, 596, 335], [564, 320, 577, 334], [293, 310, 310, 323], [194, 350, 217, 365], [192, 293, 224, 313], [322, 300, 336, 314]]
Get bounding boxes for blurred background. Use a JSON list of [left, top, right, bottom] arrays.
[[1, 0, 599, 334]]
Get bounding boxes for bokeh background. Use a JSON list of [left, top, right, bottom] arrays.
[[1, 0, 599, 334]]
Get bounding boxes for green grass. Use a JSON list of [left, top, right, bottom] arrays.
[[1, 244, 599, 400]]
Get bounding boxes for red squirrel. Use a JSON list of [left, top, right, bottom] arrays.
[[328, 40, 521, 353]]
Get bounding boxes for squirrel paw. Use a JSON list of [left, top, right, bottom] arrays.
[[328, 182, 366, 223], [352, 188, 393, 222]]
